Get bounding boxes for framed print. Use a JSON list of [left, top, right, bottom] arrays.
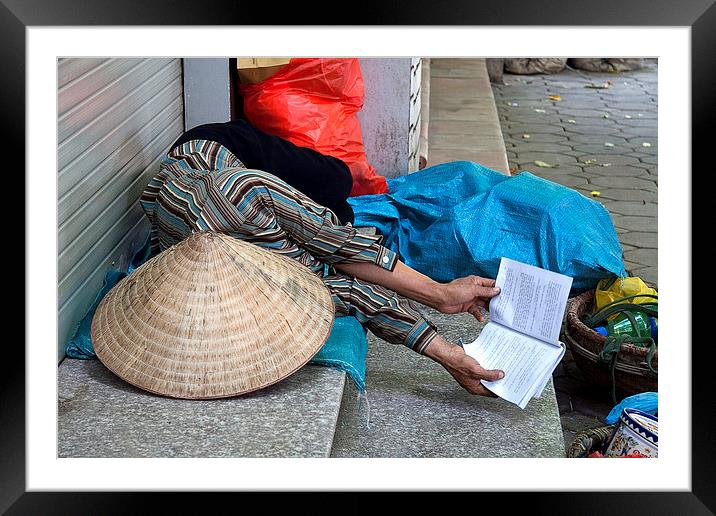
[[7, 0, 711, 513]]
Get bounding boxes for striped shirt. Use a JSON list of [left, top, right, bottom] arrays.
[[140, 140, 397, 276], [140, 139, 437, 353]]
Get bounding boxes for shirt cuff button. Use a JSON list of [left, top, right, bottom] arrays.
[[382, 256, 390, 263]]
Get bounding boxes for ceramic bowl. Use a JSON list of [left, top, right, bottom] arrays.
[[604, 408, 658, 458]]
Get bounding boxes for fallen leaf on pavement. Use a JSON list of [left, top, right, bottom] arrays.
[[534, 108, 547, 113], [548, 95, 562, 101], [600, 163, 612, 167], [584, 81, 612, 89], [603, 113, 610, 119], [534, 160, 560, 168], [522, 134, 531, 139], [590, 191, 601, 197], [581, 159, 598, 165], [509, 165, 519, 174], [624, 115, 633, 119], [604, 142, 615, 147], [642, 142, 652, 147], [568, 119, 577, 124]]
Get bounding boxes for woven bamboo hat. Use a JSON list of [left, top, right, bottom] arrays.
[[91, 231, 335, 399]]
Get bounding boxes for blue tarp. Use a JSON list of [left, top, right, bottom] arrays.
[[606, 392, 658, 425], [310, 316, 367, 391], [348, 161, 625, 293]]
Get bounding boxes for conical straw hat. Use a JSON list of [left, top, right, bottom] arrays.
[[91, 231, 335, 399]]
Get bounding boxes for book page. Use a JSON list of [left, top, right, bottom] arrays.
[[489, 258, 573, 344], [463, 323, 566, 409], [530, 340, 567, 400]]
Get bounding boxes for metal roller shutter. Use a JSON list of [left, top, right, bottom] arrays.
[[57, 58, 185, 362]]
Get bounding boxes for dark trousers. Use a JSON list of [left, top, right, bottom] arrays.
[[172, 118, 355, 224]]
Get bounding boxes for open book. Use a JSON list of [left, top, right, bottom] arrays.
[[463, 258, 573, 409]]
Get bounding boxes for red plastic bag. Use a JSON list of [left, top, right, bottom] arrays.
[[239, 58, 388, 197]]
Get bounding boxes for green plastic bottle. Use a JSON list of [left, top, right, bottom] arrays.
[[594, 312, 657, 342]]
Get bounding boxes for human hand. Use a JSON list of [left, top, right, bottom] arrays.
[[434, 275, 500, 322], [423, 337, 504, 397]]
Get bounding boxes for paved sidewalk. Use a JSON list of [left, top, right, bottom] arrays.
[[491, 60, 658, 450]]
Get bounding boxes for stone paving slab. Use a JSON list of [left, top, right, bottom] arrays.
[[585, 169, 652, 181], [619, 231, 658, 248], [515, 152, 579, 166], [595, 189, 658, 203], [567, 134, 631, 144], [521, 173, 590, 188], [603, 201, 657, 217], [569, 144, 639, 154], [506, 142, 574, 153], [623, 248, 659, 267], [431, 133, 506, 151], [505, 132, 571, 144], [431, 109, 501, 122], [331, 309, 565, 458], [504, 124, 570, 135], [519, 164, 587, 176], [429, 149, 510, 172], [612, 215, 658, 232], [431, 119, 504, 136], [580, 154, 641, 166], [59, 358, 347, 457], [571, 144, 634, 154], [590, 175, 657, 191]]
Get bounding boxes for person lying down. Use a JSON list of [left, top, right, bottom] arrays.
[[140, 118, 505, 397]]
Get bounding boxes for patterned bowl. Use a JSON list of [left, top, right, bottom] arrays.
[[604, 408, 658, 458]]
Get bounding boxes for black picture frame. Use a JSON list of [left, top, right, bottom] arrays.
[[7, 0, 711, 513]]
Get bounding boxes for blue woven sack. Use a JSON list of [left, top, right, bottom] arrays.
[[348, 161, 625, 293]]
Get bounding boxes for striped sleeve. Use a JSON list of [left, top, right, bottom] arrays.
[[222, 167, 399, 272], [258, 178, 399, 272], [302, 221, 399, 272]]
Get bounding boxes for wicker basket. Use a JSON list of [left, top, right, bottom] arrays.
[[566, 425, 616, 458], [565, 290, 658, 398]]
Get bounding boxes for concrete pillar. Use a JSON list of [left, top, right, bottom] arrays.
[[357, 58, 419, 178], [181, 58, 421, 179], [182, 58, 231, 130]]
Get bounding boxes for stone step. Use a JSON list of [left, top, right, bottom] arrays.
[[329, 309, 565, 457], [427, 58, 511, 175], [330, 59, 565, 457], [58, 358, 347, 457]]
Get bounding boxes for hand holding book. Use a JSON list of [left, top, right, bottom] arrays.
[[424, 341, 505, 398], [463, 258, 573, 409], [433, 275, 501, 322]]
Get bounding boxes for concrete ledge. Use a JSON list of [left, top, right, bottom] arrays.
[[428, 58, 511, 174], [330, 309, 565, 458], [58, 358, 347, 457]]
